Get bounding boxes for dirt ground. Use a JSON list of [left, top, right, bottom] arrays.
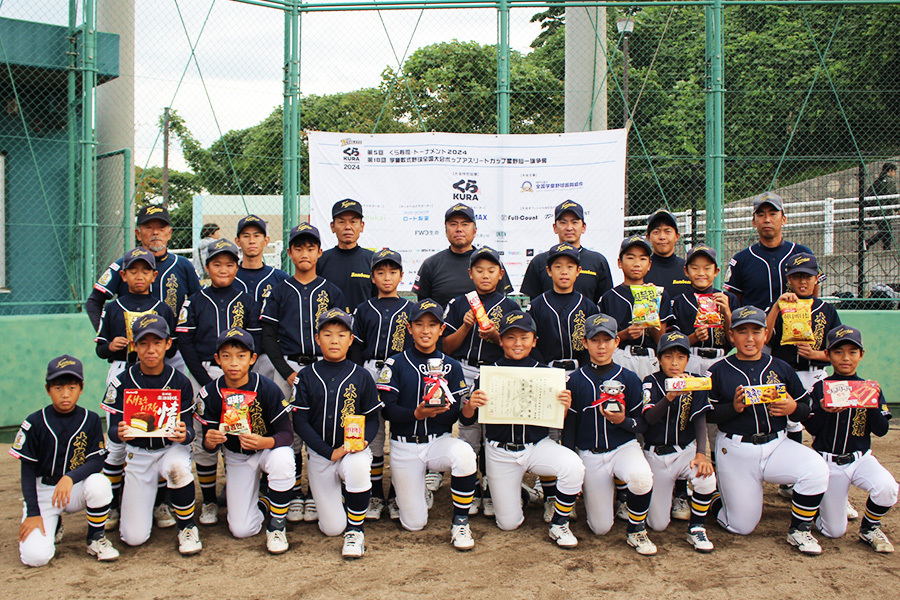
[[2, 434, 899, 600]]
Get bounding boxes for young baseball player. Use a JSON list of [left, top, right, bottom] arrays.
[[293, 309, 383, 558], [707, 306, 829, 554], [350, 248, 413, 520], [600, 235, 673, 380], [260, 222, 345, 522], [104, 315, 201, 555], [563, 313, 658, 555], [806, 326, 898, 552], [461, 311, 585, 548], [197, 328, 296, 554], [12, 355, 119, 566], [640, 331, 717, 552], [377, 299, 478, 550]]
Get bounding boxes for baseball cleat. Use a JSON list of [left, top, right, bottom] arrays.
[[859, 527, 894, 553], [342, 530, 366, 559], [543, 499, 556, 524], [266, 529, 289, 554], [426, 488, 435, 511], [482, 496, 495, 517], [425, 471, 443, 492], [388, 498, 400, 520], [154, 504, 176, 528], [105, 508, 119, 531], [287, 497, 305, 522], [198, 502, 219, 525], [304, 498, 318, 522], [468, 495, 480, 516], [846, 500, 859, 521], [686, 526, 715, 553], [570, 504, 578, 521], [671, 496, 691, 521], [86, 536, 120, 561], [521, 482, 543, 506], [626, 530, 658, 556], [778, 484, 794, 499], [549, 523, 578, 548], [615, 499, 629, 522], [54, 520, 64, 545], [366, 497, 384, 520], [787, 526, 822, 555], [177, 525, 203, 556], [451, 523, 475, 551]]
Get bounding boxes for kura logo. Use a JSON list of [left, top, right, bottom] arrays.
[[452, 179, 479, 202]]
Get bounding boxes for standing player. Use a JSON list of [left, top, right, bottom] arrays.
[[293, 309, 383, 558], [316, 199, 375, 312], [707, 306, 829, 554], [645, 209, 692, 298], [13, 355, 118, 566]]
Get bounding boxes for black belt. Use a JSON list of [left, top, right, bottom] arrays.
[[695, 348, 720, 359], [550, 360, 578, 371], [466, 359, 488, 368], [644, 443, 683, 455], [589, 447, 612, 454], [391, 434, 434, 444], [288, 354, 317, 365], [822, 452, 858, 465], [726, 431, 778, 445], [495, 442, 529, 452], [628, 346, 651, 356]]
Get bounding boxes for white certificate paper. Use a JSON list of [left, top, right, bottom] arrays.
[[477, 366, 567, 429]]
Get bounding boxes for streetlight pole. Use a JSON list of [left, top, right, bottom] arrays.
[[617, 13, 635, 215]]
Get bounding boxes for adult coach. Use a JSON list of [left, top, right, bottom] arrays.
[[724, 192, 814, 311], [645, 209, 692, 298], [520, 200, 613, 303], [413, 203, 512, 308], [316, 199, 375, 312]]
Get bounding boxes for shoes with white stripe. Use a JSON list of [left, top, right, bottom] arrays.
[[342, 530, 366, 558], [549, 523, 578, 548]]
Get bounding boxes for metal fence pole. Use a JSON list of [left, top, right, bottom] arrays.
[[67, 0, 78, 284], [282, 1, 301, 273], [497, 0, 511, 134], [705, 0, 725, 285], [81, 0, 98, 302]]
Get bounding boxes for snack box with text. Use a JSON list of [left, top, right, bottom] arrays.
[[744, 383, 787, 405], [121, 389, 180, 437], [665, 377, 712, 392], [344, 415, 366, 451], [822, 380, 880, 409]]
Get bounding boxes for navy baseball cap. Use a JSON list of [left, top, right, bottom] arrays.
[[237, 214, 267, 236], [410, 299, 444, 323], [445, 203, 475, 222], [584, 313, 618, 340], [826, 325, 864, 350], [499, 310, 536, 335], [647, 209, 678, 233], [332, 198, 363, 219], [730, 306, 767, 329], [554, 200, 585, 221], [547, 243, 580, 266], [46, 354, 84, 382], [317, 307, 353, 332], [619, 235, 653, 258], [752, 191, 785, 213], [132, 313, 170, 342], [215, 327, 255, 353], [784, 252, 819, 277], [657, 331, 691, 355], [470, 246, 502, 268], [289, 222, 321, 246], [136, 204, 171, 226], [371, 248, 402, 270], [685, 243, 717, 266], [205, 239, 241, 264], [122, 247, 156, 270]]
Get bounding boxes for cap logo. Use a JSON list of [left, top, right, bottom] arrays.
[[420, 300, 438, 310], [666, 332, 682, 341], [792, 256, 810, 265], [555, 244, 573, 252], [834, 327, 852, 338], [630, 235, 642, 242], [737, 307, 756, 318], [225, 328, 242, 338], [341, 200, 357, 208], [453, 204, 467, 211], [214, 240, 230, 249], [146, 206, 163, 215], [139, 316, 159, 328], [561, 201, 577, 209], [56, 358, 76, 368], [326, 309, 342, 318], [593, 316, 609, 324], [507, 314, 524, 324], [298, 224, 310, 231], [378, 249, 391, 257], [245, 215, 259, 221], [131, 248, 148, 256]]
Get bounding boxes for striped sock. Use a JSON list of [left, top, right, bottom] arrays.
[[615, 477, 628, 503], [293, 453, 305, 499], [626, 490, 652, 533], [345, 490, 369, 533], [451, 473, 477, 519], [790, 490, 824, 529], [169, 483, 196, 529], [861, 497, 892, 532], [550, 491, 577, 525], [196, 464, 218, 504], [102, 461, 124, 509], [155, 478, 168, 508], [540, 476, 558, 501], [85, 503, 111, 541], [689, 491, 714, 527], [674, 478, 689, 499], [370, 455, 385, 499], [267, 487, 292, 531]]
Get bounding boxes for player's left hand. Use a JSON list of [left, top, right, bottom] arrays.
[[665, 390, 688, 403], [477, 323, 500, 344], [461, 311, 477, 329], [117, 420, 135, 442], [600, 403, 626, 424], [795, 344, 820, 360], [238, 432, 274, 451], [166, 420, 187, 444], [18, 516, 44, 543], [690, 453, 714, 478], [557, 390, 572, 412], [52, 476, 74, 509], [822, 404, 848, 414], [332, 446, 349, 461], [713, 293, 731, 317], [767, 394, 798, 418]]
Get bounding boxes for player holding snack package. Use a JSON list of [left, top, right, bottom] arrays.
[[707, 306, 829, 554], [806, 326, 898, 552], [13, 355, 119, 566], [104, 315, 200, 555], [377, 299, 478, 550], [197, 328, 296, 555], [563, 313, 658, 555], [640, 332, 717, 552], [293, 309, 382, 558]]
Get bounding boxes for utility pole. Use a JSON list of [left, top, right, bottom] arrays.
[[162, 106, 170, 208]]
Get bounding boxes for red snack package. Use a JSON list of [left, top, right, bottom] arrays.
[[694, 294, 723, 328]]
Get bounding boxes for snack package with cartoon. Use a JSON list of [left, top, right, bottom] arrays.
[[119, 389, 180, 437], [630, 285, 664, 329], [124, 309, 156, 354], [693, 294, 723, 328], [743, 383, 787, 406], [343, 415, 366, 451], [465, 291, 494, 332], [822, 380, 881, 409], [593, 379, 625, 413], [665, 376, 712, 392], [219, 388, 255, 435], [779, 299, 814, 345]]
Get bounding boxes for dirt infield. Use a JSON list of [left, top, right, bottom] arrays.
[[2, 436, 899, 600]]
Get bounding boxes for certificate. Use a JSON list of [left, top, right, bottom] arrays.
[[477, 366, 567, 429]]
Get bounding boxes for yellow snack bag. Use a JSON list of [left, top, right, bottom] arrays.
[[343, 415, 366, 452], [631, 285, 664, 329], [780, 299, 814, 345]]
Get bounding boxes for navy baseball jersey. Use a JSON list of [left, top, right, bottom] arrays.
[[95, 293, 178, 362], [376, 348, 468, 438], [640, 371, 712, 447], [317, 245, 376, 311], [443, 291, 520, 365], [670, 287, 740, 351], [197, 372, 294, 455], [708, 354, 809, 436], [806, 374, 891, 455], [352, 296, 414, 362], [527, 290, 599, 365], [413, 247, 514, 308], [646, 253, 693, 298], [564, 362, 646, 452], [292, 359, 383, 458], [770, 297, 841, 370], [520, 246, 614, 303], [94, 251, 200, 317], [236, 263, 289, 306], [599, 284, 674, 348], [259, 276, 345, 358], [102, 363, 195, 450], [723, 240, 814, 311]]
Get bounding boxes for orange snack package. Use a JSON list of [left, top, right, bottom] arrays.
[[694, 294, 723, 328], [220, 389, 255, 435], [465, 291, 493, 332], [343, 415, 366, 452], [780, 299, 814, 345]]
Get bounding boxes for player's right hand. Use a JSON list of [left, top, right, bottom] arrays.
[[414, 400, 451, 420], [287, 371, 299, 386], [117, 420, 135, 442], [204, 428, 227, 449], [52, 476, 74, 509], [332, 446, 350, 461], [694, 326, 710, 342], [665, 390, 687, 403], [462, 311, 476, 329], [822, 404, 848, 414], [18, 516, 44, 543], [621, 324, 644, 340], [109, 336, 129, 351], [777, 292, 799, 306], [733, 385, 746, 413]]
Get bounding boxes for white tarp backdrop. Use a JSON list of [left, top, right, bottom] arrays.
[[309, 130, 627, 291]]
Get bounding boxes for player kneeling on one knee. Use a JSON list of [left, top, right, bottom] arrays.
[[293, 309, 383, 558], [564, 314, 658, 556], [197, 328, 296, 555], [378, 299, 478, 550], [640, 332, 717, 552], [805, 326, 898, 553], [13, 355, 119, 566], [462, 311, 585, 548], [708, 306, 829, 555]]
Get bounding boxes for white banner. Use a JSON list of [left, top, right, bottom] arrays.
[[309, 131, 626, 291]]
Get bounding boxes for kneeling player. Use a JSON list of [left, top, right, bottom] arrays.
[[294, 309, 382, 558], [641, 331, 716, 552], [462, 311, 584, 547], [197, 328, 296, 554]]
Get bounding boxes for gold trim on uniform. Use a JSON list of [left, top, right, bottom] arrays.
[[340, 384, 358, 428], [165, 274, 178, 314], [249, 401, 267, 436], [572, 310, 586, 352], [391, 312, 409, 352], [315, 290, 330, 322], [69, 431, 87, 470]]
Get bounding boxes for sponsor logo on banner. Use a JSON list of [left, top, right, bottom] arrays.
[[341, 138, 362, 146], [521, 181, 533, 192], [501, 214, 538, 221], [452, 179, 479, 202], [415, 230, 440, 236]]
